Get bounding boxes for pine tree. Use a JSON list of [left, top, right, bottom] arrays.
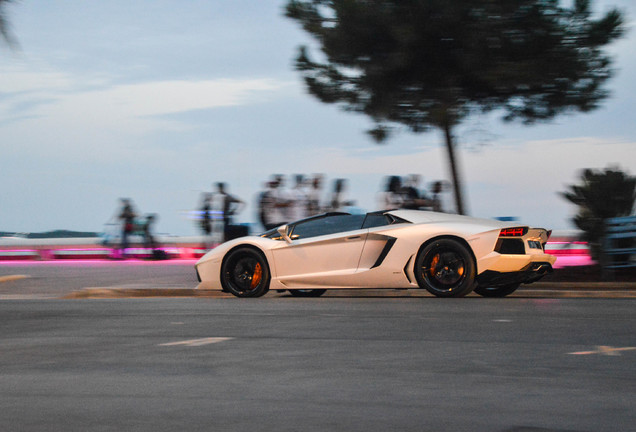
[[562, 167, 636, 260], [285, 0, 624, 214]]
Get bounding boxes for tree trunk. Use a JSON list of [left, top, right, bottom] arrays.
[[442, 121, 466, 215]]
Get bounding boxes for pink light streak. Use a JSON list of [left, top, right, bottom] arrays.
[[0, 241, 593, 268]]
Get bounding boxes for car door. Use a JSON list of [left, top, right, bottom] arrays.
[[271, 214, 367, 287]]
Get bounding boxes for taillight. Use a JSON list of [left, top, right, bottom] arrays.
[[499, 227, 528, 237]]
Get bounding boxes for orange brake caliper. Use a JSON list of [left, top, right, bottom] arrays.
[[429, 254, 440, 277], [250, 263, 262, 289]]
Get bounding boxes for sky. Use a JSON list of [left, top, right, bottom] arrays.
[[1, 0, 635, 236]]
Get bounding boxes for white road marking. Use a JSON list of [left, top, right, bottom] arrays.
[[493, 319, 512, 323], [159, 337, 233, 347], [568, 346, 636, 356]]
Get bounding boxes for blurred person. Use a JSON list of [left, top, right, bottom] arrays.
[[430, 181, 446, 212], [258, 179, 285, 231], [328, 178, 354, 212], [378, 176, 404, 210], [402, 174, 420, 209], [199, 193, 213, 249], [257, 181, 272, 230], [213, 182, 245, 242], [268, 175, 291, 226], [118, 198, 137, 258], [274, 174, 293, 223], [307, 174, 324, 216], [288, 174, 308, 221], [142, 213, 165, 259], [403, 174, 432, 210]]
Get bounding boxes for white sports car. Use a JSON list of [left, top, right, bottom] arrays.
[[195, 210, 556, 298]]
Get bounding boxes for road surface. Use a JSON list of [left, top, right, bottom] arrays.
[[1, 295, 635, 431]]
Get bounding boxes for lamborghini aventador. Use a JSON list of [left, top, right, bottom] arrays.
[[194, 210, 556, 298]]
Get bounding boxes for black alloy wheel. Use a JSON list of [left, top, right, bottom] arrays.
[[221, 247, 270, 298], [414, 239, 476, 297]]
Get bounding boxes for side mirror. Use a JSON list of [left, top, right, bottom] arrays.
[[277, 225, 293, 244]]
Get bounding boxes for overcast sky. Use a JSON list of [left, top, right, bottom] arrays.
[[1, 0, 635, 235]]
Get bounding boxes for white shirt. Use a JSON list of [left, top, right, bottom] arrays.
[[288, 186, 308, 221]]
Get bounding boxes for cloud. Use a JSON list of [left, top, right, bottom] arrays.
[[0, 68, 77, 94], [1, 67, 288, 121], [463, 137, 634, 187], [0, 65, 291, 160], [41, 78, 287, 123]]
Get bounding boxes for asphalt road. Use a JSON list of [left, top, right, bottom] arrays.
[[0, 260, 200, 298], [1, 261, 635, 431], [1, 296, 635, 432], [1, 260, 636, 299]]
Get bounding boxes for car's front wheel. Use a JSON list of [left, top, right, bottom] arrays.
[[474, 283, 520, 298], [288, 289, 327, 297], [221, 247, 270, 298], [415, 239, 476, 297]]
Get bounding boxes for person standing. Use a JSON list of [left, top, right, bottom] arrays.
[[430, 181, 445, 212], [213, 182, 245, 242], [377, 176, 404, 210], [288, 174, 308, 222], [118, 198, 137, 258], [306, 174, 324, 216], [403, 174, 433, 209], [142, 213, 161, 257], [258, 180, 275, 230], [199, 193, 213, 249], [264, 175, 290, 229], [328, 178, 353, 212]]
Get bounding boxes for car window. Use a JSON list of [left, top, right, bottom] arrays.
[[362, 213, 391, 228], [362, 212, 411, 228], [290, 214, 366, 239]]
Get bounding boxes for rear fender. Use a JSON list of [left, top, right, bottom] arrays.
[[415, 235, 478, 274]]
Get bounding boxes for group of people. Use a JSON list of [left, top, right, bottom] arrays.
[[196, 175, 354, 246], [115, 198, 159, 257], [111, 174, 446, 255], [197, 174, 446, 245], [378, 175, 445, 212], [257, 174, 354, 230]]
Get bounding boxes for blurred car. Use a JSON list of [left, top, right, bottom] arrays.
[[195, 210, 556, 298]]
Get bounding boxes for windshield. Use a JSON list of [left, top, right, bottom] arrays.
[[260, 211, 410, 240], [290, 214, 366, 239]]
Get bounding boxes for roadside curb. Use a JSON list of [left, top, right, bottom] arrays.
[[63, 289, 232, 299]]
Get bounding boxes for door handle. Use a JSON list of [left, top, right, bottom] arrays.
[[345, 236, 361, 241]]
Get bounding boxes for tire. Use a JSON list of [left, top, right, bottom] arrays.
[[414, 238, 476, 297], [221, 247, 270, 298], [288, 289, 327, 298], [474, 283, 520, 298]]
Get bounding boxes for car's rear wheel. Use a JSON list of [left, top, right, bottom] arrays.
[[474, 283, 520, 298], [415, 239, 475, 297], [288, 289, 327, 297], [221, 247, 270, 298]]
